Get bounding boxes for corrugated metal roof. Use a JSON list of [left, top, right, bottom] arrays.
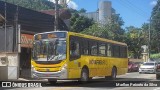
[[0, 1, 68, 33]]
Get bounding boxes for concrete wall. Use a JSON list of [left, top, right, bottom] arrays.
[[0, 53, 19, 80]]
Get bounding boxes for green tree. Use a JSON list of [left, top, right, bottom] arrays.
[[151, 0, 160, 53], [124, 26, 147, 58], [0, 0, 62, 10], [110, 14, 125, 42], [81, 23, 114, 39], [141, 23, 149, 45], [82, 12, 125, 42], [78, 8, 87, 13], [70, 13, 94, 32]]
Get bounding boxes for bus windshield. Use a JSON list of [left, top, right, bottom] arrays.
[[32, 39, 66, 61]]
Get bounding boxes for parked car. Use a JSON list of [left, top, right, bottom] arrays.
[[128, 61, 139, 72], [155, 62, 160, 79], [134, 62, 143, 68], [139, 62, 157, 74]]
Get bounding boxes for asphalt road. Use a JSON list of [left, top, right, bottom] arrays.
[[1, 72, 160, 90]]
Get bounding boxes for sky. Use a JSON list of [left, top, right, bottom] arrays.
[[51, 0, 158, 28]]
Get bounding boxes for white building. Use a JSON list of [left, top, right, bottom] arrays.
[[80, 0, 112, 25], [99, 0, 112, 25]]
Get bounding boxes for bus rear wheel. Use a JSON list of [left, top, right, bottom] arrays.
[[111, 67, 117, 80], [105, 67, 117, 80], [80, 68, 89, 82]]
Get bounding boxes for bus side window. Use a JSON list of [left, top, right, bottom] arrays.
[[82, 39, 89, 55], [107, 44, 112, 57], [70, 40, 80, 60]]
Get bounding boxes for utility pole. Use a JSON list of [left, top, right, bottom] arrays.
[[4, 2, 7, 52], [54, 0, 59, 31], [148, 17, 151, 61]]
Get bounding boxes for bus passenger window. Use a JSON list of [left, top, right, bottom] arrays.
[[98, 43, 106, 56], [82, 40, 89, 55], [90, 42, 97, 55], [107, 44, 112, 57], [70, 41, 80, 57]]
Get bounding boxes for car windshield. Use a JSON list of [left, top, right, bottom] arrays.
[[143, 63, 155, 65], [32, 39, 66, 61]]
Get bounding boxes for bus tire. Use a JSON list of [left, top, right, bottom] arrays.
[[80, 68, 89, 83], [106, 67, 117, 80], [48, 79, 57, 85], [111, 67, 117, 80]]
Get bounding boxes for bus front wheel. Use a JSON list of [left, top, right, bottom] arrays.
[[80, 68, 89, 82]]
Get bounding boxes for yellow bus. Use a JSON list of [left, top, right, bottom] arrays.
[[31, 31, 128, 83]]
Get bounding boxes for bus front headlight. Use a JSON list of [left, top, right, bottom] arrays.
[[60, 64, 68, 79], [61, 64, 67, 71], [31, 65, 36, 71]]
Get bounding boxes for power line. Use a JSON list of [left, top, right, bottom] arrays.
[[124, 0, 149, 17], [121, 0, 148, 18], [116, 0, 148, 19]]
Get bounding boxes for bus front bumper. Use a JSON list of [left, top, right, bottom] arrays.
[[31, 67, 68, 79]]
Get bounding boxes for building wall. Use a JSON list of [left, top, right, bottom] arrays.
[[80, 12, 99, 22], [99, 0, 112, 25], [80, 0, 112, 25]]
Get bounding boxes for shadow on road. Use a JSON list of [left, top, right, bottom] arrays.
[[44, 77, 154, 88], [0, 77, 159, 90]]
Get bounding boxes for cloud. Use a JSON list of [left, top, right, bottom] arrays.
[[67, 1, 78, 9], [49, 0, 78, 9], [150, 0, 157, 6]]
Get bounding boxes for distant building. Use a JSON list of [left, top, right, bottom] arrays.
[[79, 12, 99, 22], [80, 0, 112, 25], [99, 0, 112, 25]]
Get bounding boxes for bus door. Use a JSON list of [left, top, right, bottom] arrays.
[[68, 36, 81, 78]]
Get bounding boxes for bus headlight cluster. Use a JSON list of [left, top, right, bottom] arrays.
[[60, 64, 68, 79], [61, 64, 67, 71], [31, 65, 36, 71]]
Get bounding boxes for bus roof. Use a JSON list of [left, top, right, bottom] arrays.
[[68, 32, 127, 46], [34, 31, 127, 46]]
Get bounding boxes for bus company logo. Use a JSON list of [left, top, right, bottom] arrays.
[[46, 69, 50, 72], [2, 82, 11, 87], [89, 60, 105, 65]]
